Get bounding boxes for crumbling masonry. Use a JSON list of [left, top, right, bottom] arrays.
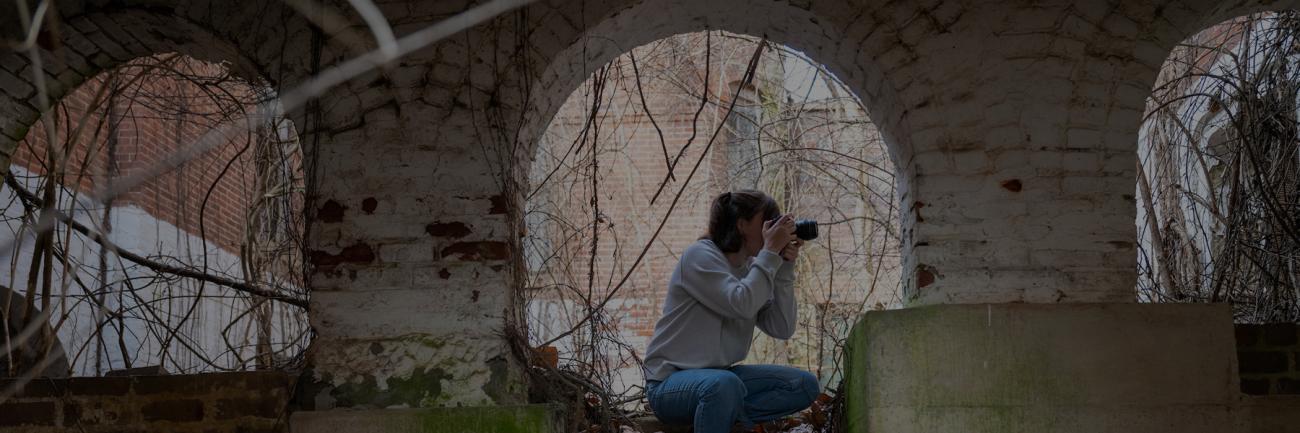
[[2, 1, 1299, 432]]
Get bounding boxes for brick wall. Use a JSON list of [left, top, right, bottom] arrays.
[[1236, 324, 1300, 395], [9, 54, 268, 253], [0, 371, 294, 432]]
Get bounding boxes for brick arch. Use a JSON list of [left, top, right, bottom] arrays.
[[0, 3, 311, 173], [1097, 0, 1300, 150], [520, 0, 914, 196]]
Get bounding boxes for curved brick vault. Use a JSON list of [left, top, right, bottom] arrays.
[[2, 0, 1300, 414]]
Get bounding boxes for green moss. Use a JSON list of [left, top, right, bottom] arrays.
[[842, 305, 1080, 433], [331, 367, 451, 408]]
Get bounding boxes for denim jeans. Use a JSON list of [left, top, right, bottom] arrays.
[[645, 364, 819, 433]]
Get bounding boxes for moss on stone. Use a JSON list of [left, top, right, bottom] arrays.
[[331, 367, 451, 408]]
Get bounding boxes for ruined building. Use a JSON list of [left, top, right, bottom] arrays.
[[1, 0, 1299, 432]]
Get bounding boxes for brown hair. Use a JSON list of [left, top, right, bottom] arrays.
[[702, 190, 781, 253]]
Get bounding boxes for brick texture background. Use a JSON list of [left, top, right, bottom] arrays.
[[0, 371, 293, 432], [1236, 324, 1300, 395], [9, 55, 265, 253], [3, 0, 1300, 410]]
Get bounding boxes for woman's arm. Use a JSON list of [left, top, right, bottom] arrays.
[[757, 260, 798, 339], [677, 242, 785, 320]]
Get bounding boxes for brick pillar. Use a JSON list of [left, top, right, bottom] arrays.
[[301, 27, 529, 408]]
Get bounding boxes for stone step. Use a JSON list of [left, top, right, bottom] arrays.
[[290, 405, 563, 433]]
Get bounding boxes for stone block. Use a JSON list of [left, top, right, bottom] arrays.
[[139, 399, 204, 422], [0, 401, 57, 426], [1239, 351, 1288, 375], [1241, 378, 1271, 395], [1261, 323, 1298, 347], [65, 377, 131, 396], [844, 303, 1240, 433]]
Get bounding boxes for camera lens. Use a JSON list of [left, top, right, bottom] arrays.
[[794, 219, 818, 241]]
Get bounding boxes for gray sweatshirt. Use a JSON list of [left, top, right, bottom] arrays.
[[642, 239, 798, 382]]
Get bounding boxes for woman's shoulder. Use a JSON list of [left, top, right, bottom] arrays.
[[683, 239, 724, 260]]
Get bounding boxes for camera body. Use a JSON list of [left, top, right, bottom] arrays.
[[794, 219, 818, 241]]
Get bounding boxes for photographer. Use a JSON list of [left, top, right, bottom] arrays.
[[641, 190, 819, 433]]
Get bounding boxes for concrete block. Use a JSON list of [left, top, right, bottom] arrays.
[[844, 303, 1244, 433]]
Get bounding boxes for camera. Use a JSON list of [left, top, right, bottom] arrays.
[[794, 219, 818, 241]]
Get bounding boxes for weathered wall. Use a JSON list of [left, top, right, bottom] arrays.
[[5, 0, 1300, 419], [517, 0, 1300, 308], [0, 371, 293, 432]]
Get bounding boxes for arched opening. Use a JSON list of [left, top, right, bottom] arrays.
[[1138, 12, 1300, 321], [521, 30, 901, 428], [0, 52, 309, 378], [1139, 11, 1300, 396]]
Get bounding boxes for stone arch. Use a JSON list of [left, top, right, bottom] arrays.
[[514, 0, 916, 311], [1106, 0, 1300, 146], [520, 0, 914, 198], [0, 3, 312, 171], [0, 1, 317, 376], [1132, 2, 1300, 315]]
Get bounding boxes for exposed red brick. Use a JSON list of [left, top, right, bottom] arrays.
[[426, 221, 472, 238], [10, 56, 298, 254], [917, 268, 935, 288], [441, 241, 510, 261], [1000, 179, 1022, 192], [317, 199, 347, 223], [489, 194, 509, 215]]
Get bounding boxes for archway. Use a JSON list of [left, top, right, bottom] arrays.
[[0, 6, 310, 381], [521, 29, 902, 430]]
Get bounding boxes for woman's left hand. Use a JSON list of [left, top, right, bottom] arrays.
[[780, 239, 802, 262]]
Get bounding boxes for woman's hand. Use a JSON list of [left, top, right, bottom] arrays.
[[780, 239, 803, 262], [762, 214, 797, 254]]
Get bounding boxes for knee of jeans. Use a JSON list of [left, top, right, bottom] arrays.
[[702, 372, 746, 399], [795, 371, 820, 403]]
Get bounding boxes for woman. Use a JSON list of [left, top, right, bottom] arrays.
[[641, 190, 819, 433]]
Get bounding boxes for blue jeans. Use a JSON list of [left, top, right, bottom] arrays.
[[645, 365, 819, 433]]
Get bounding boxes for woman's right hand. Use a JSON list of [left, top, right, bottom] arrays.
[[762, 214, 797, 254]]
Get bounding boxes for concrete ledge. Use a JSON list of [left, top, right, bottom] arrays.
[[843, 303, 1242, 433], [1235, 396, 1300, 433], [289, 405, 563, 433]]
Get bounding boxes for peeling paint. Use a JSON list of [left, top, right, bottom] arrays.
[[426, 221, 472, 238], [310, 243, 376, 272], [318, 199, 347, 223], [441, 241, 509, 261]]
